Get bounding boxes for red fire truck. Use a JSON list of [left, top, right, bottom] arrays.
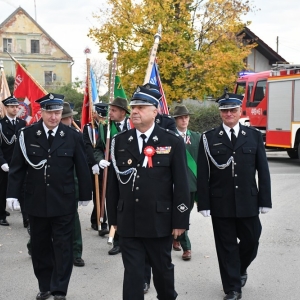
[[234, 64, 300, 158]]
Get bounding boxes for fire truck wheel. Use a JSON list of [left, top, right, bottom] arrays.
[[287, 148, 299, 159]]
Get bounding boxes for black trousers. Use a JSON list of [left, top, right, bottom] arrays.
[[120, 235, 177, 300], [212, 216, 262, 294], [0, 169, 8, 219], [29, 213, 75, 295]]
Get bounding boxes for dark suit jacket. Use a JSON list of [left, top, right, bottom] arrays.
[[0, 116, 26, 165], [107, 124, 190, 238], [7, 121, 92, 217], [197, 123, 272, 218], [155, 114, 176, 132]]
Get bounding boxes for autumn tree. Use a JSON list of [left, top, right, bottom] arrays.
[[88, 0, 256, 103]]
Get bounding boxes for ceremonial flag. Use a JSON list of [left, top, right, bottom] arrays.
[[149, 60, 169, 114], [81, 68, 99, 129], [13, 62, 47, 124], [0, 66, 10, 118]]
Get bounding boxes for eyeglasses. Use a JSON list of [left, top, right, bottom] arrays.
[[220, 108, 240, 114]]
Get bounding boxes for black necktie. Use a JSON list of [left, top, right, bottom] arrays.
[[230, 128, 236, 146], [12, 119, 16, 127], [116, 122, 121, 131], [140, 134, 147, 153], [48, 130, 54, 147]]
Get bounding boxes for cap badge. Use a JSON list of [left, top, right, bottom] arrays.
[[242, 130, 246, 135], [36, 130, 42, 136], [49, 94, 54, 100], [177, 203, 188, 213], [219, 130, 224, 136], [127, 159, 132, 165], [136, 87, 140, 92], [60, 131, 65, 137]]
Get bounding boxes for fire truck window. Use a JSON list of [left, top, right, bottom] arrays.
[[253, 81, 266, 102], [247, 82, 254, 102], [236, 82, 246, 96]]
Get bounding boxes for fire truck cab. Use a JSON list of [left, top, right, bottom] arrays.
[[235, 64, 300, 159]]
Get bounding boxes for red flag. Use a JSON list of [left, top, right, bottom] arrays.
[[13, 63, 47, 125], [81, 76, 91, 129]]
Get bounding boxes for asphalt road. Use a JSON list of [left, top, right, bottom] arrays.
[[1, 151, 300, 300]]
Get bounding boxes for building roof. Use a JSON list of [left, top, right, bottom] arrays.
[[0, 7, 73, 61], [238, 27, 287, 64]]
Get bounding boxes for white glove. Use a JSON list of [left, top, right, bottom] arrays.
[[1, 163, 9, 172], [200, 210, 211, 217], [259, 207, 271, 214], [79, 200, 90, 206], [92, 164, 100, 175], [99, 159, 111, 169], [6, 198, 21, 211]]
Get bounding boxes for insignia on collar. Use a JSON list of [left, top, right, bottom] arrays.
[[60, 131, 65, 137], [242, 130, 246, 135], [6, 120, 8, 123], [153, 136, 158, 142], [219, 130, 224, 136], [128, 136, 133, 142], [127, 159, 132, 165], [36, 130, 42, 136], [177, 203, 188, 213], [156, 118, 160, 123]]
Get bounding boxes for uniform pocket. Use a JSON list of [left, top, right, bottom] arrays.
[[57, 149, 74, 157], [27, 148, 43, 156], [243, 147, 256, 154], [211, 148, 227, 155]]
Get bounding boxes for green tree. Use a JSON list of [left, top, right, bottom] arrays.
[[88, 0, 255, 103]]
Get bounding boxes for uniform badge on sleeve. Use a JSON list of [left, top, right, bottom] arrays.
[[177, 203, 188, 213]]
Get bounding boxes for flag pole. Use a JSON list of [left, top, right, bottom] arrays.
[[5, 51, 47, 94], [87, 57, 101, 231], [143, 24, 162, 84], [103, 42, 118, 244]]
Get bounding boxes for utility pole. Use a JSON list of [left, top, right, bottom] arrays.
[[276, 36, 279, 53], [34, 0, 37, 21]]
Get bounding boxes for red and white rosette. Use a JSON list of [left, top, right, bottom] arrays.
[[143, 146, 156, 168]]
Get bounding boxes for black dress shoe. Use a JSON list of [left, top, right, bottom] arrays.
[[241, 272, 248, 287], [36, 291, 51, 299], [5, 211, 10, 216], [0, 219, 9, 226], [23, 218, 29, 228], [223, 291, 242, 300], [54, 295, 66, 300], [91, 224, 98, 231], [108, 246, 121, 255], [73, 257, 85, 267], [98, 228, 109, 236], [144, 283, 150, 294]]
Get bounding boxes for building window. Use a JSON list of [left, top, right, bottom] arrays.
[[3, 38, 12, 52], [44, 71, 53, 85], [31, 40, 40, 53]]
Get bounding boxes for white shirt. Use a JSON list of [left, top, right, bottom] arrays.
[[223, 123, 240, 141], [177, 129, 187, 142], [42, 122, 59, 138], [117, 119, 126, 131], [6, 115, 16, 125], [136, 123, 155, 154]]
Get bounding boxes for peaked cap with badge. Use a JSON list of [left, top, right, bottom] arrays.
[[35, 93, 64, 111], [130, 83, 162, 107], [217, 89, 243, 110], [2, 95, 19, 106], [94, 102, 108, 117]]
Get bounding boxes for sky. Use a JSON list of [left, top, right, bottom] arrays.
[[0, 0, 300, 95]]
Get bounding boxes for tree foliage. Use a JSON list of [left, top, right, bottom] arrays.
[[88, 0, 256, 103]]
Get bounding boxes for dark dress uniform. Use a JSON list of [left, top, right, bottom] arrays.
[[107, 124, 190, 300], [7, 120, 92, 296], [197, 123, 272, 295], [155, 113, 176, 132], [0, 115, 26, 221]]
